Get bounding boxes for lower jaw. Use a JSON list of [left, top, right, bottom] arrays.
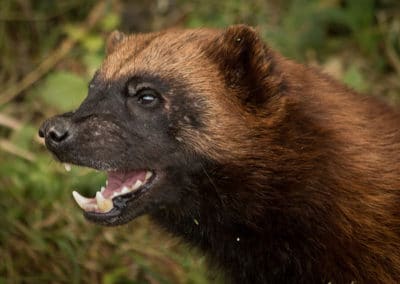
[[71, 169, 156, 221], [83, 185, 153, 226]]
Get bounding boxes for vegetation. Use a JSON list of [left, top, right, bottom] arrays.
[[0, 0, 399, 283]]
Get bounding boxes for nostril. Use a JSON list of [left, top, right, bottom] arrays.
[[38, 128, 45, 138], [40, 116, 73, 146], [48, 127, 69, 143]]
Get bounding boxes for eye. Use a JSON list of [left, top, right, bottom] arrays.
[[127, 85, 161, 108], [137, 89, 158, 105]]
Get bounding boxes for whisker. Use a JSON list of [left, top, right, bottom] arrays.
[[200, 162, 225, 208]]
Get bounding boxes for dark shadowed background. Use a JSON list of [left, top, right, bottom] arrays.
[[0, 0, 399, 283]]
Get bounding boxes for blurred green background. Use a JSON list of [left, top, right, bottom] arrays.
[[0, 0, 399, 283]]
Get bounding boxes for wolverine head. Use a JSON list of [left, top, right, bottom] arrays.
[[39, 25, 287, 226]]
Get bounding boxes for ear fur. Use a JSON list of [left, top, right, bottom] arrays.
[[106, 30, 126, 54], [210, 25, 284, 105]]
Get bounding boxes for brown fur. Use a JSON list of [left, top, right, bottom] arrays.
[[101, 25, 400, 283]]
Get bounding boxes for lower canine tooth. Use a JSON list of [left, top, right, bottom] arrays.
[[96, 192, 113, 212]]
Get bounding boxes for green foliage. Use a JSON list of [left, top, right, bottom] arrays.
[[0, 0, 399, 283], [343, 65, 367, 92], [101, 13, 121, 32], [258, 0, 381, 61], [36, 71, 88, 112], [184, 0, 268, 28]]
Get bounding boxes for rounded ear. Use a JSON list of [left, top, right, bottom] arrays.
[[106, 30, 126, 54], [209, 25, 284, 106]]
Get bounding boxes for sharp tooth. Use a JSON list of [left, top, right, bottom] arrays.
[[72, 191, 93, 210], [101, 186, 105, 193], [86, 204, 98, 211], [105, 180, 108, 186], [121, 186, 130, 194], [64, 163, 71, 172], [132, 180, 143, 191], [96, 192, 113, 212], [145, 171, 152, 181]]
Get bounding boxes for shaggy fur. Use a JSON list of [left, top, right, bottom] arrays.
[[41, 25, 400, 283]]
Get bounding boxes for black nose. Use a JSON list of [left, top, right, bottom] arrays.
[[39, 116, 72, 146]]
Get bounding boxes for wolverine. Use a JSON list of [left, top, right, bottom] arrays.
[[39, 25, 400, 283]]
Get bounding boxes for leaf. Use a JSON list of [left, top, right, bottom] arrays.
[[342, 65, 367, 92], [64, 24, 85, 41], [83, 53, 104, 77], [37, 71, 87, 112], [100, 13, 120, 32], [10, 124, 37, 151], [82, 34, 104, 52], [102, 267, 130, 284]]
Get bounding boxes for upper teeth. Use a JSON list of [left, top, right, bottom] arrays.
[[71, 170, 153, 213], [121, 186, 130, 194], [132, 180, 143, 190], [145, 171, 152, 180]]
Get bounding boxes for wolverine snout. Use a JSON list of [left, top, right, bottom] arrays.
[[39, 115, 74, 151]]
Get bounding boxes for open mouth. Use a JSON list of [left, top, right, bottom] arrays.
[[71, 168, 154, 215]]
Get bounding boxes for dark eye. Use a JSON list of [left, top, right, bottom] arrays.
[[128, 87, 160, 107], [137, 89, 157, 105]]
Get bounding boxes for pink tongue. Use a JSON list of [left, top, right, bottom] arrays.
[[103, 170, 146, 198]]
